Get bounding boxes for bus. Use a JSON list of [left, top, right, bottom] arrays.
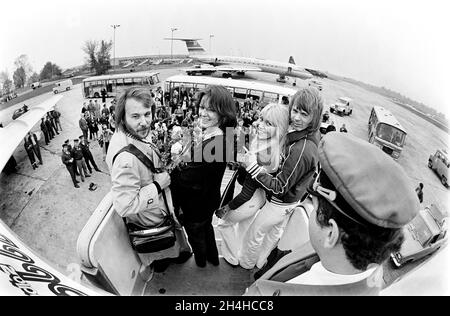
[[164, 75, 298, 105], [368, 106, 407, 159], [82, 71, 160, 99]]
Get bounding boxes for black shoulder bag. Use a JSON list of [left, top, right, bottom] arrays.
[[113, 143, 176, 253]]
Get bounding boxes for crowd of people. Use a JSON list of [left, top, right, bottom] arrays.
[[20, 109, 62, 170], [102, 85, 421, 295], [61, 135, 101, 188]]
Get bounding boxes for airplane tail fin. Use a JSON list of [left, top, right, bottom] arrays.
[[164, 38, 206, 55], [288, 56, 296, 64]]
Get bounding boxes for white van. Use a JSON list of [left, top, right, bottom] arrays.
[[53, 79, 73, 94], [31, 82, 41, 89]]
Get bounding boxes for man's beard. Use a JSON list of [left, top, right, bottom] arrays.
[[124, 122, 150, 139]]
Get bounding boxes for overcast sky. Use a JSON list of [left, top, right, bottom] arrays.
[[1, 0, 448, 115]]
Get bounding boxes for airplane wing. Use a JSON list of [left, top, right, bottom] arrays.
[[0, 218, 103, 295], [0, 95, 63, 173], [215, 65, 262, 73]]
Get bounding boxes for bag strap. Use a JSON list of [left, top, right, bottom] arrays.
[[112, 143, 170, 214], [113, 143, 157, 172]]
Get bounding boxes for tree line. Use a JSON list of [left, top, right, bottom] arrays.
[[0, 55, 63, 95], [1, 38, 112, 95]]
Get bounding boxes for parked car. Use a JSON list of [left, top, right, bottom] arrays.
[[2, 91, 18, 103], [428, 149, 449, 187], [308, 79, 323, 91], [391, 204, 448, 268], [330, 97, 353, 116], [12, 105, 29, 120], [31, 82, 41, 89]]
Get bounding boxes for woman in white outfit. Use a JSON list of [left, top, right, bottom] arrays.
[[215, 103, 289, 266], [239, 87, 323, 270]]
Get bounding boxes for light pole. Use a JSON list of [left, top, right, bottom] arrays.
[[111, 24, 120, 70], [171, 27, 178, 60], [209, 34, 214, 54]]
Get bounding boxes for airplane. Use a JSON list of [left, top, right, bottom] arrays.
[[137, 59, 149, 67], [165, 38, 313, 84], [122, 60, 135, 68]]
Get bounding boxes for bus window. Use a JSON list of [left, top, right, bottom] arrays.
[[124, 78, 133, 86], [369, 109, 375, 124], [392, 131, 404, 146], [184, 83, 194, 90], [164, 82, 171, 93], [233, 88, 247, 100], [116, 79, 124, 87], [377, 124, 405, 146], [377, 124, 393, 142], [248, 90, 262, 101], [83, 83, 90, 98], [107, 80, 115, 93], [133, 77, 143, 85], [195, 83, 206, 90], [262, 92, 278, 103]]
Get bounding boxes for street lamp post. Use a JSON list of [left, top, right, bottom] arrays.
[[209, 34, 214, 54], [171, 27, 178, 60], [111, 24, 120, 70]]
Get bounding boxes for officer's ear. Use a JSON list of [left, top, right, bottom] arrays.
[[323, 218, 340, 249]]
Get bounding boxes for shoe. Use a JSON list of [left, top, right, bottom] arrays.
[[74, 184, 80, 188], [86, 174, 91, 177], [75, 180, 80, 184], [207, 256, 220, 266], [95, 169, 101, 172], [174, 251, 192, 264], [194, 255, 206, 268], [152, 259, 172, 273]]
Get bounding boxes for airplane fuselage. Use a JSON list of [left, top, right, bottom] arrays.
[[190, 54, 312, 80]]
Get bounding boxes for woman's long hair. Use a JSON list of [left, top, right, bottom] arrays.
[[251, 103, 289, 173]]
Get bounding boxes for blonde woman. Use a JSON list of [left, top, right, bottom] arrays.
[[216, 103, 289, 266], [239, 87, 323, 270]]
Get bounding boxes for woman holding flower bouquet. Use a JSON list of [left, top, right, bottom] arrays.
[[170, 85, 237, 267]]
